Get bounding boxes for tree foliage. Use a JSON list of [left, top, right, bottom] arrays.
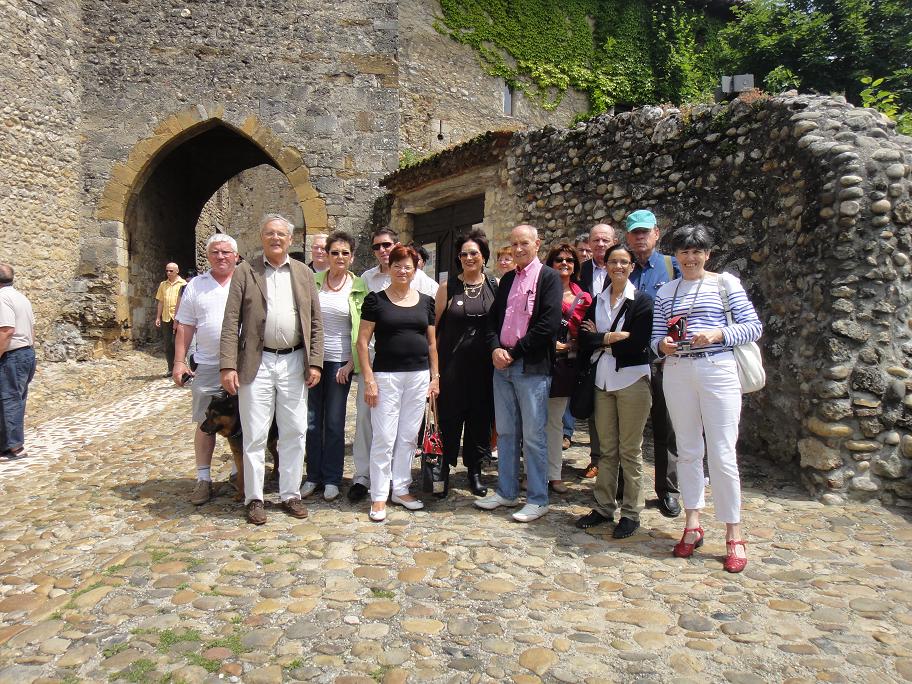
[[717, 0, 912, 108]]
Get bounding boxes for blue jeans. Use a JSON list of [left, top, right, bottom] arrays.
[[305, 360, 352, 486], [562, 404, 575, 439], [493, 360, 550, 506], [0, 347, 36, 453]]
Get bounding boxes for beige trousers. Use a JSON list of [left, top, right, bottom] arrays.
[[592, 375, 652, 521]]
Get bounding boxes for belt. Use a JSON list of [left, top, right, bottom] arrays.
[[5, 346, 33, 354], [262, 343, 304, 355], [675, 348, 731, 359]]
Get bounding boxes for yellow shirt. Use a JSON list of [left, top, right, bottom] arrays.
[[155, 277, 186, 322]]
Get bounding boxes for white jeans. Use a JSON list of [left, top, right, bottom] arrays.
[[238, 349, 308, 505], [352, 374, 372, 487], [662, 352, 742, 523], [546, 396, 569, 480], [369, 370, 429, 502]]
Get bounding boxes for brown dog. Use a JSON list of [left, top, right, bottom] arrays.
[[200, 391, 279, 501]]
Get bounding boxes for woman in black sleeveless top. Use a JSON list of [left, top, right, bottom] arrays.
[[434, 229, 498, 498]]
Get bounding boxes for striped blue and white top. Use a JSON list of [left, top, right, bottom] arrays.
[[650, 272, 762, 356]]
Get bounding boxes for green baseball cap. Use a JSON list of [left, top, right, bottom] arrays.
[[626, 209, 657, 231]]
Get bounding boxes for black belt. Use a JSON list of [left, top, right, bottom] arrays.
[[675, 349, 731, 359], [262, 343, 304, 355]]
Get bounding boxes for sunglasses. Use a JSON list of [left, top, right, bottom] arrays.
[[329, 250, 351, 257], [371, 241, 394, 251], [552, 257, 574, 264], [459, 250, 481, 258]]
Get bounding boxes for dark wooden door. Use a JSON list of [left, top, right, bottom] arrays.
[[411, 196, 484, 282]]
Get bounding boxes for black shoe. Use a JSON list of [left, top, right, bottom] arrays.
[[467, 464, 488, 497], [658, 494, 681, 518], [613, 517, 639, 539], [347, 482, 368, 503], [575, 510, 612, 529]]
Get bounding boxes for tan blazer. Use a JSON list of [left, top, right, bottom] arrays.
[[220, 256, 324, 385]]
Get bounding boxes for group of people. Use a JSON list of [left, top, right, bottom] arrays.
[[171, 206, 762, 574]]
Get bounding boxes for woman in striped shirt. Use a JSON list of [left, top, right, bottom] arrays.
[[651, 224, 762, 573]]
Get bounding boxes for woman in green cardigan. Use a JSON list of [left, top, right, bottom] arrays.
[[302, 230, 368, 501]]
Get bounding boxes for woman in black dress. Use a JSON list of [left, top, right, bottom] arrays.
[[433, 229, 497, 497]]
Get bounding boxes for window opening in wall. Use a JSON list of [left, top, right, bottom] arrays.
[[503, 82, 514, 116]]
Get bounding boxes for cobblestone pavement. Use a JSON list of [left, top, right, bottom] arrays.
[[1, 350, 911, 684]]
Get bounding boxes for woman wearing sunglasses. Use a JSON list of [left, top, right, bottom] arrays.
[[544, 244, 591, 493], [302, 230, 368, 502], [433, 229, 498, 498]]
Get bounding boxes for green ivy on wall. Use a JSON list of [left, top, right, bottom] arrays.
[[435, 0, 726, 114]]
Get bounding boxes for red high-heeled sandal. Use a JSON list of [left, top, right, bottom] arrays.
[[673, 527, 704, 558], [724, 539, 748, 573]]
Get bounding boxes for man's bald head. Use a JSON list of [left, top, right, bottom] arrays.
[[165, 262, 179, 282], [0, 263, 13, 285], [510, 224, 541, 269], [589, 224, 617, 267]]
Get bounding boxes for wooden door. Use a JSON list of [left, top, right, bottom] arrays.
[[411, 196, 484, 283]]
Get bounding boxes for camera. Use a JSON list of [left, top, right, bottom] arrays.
[[181, 372, 194, 385], [667, 314, 688, 342]]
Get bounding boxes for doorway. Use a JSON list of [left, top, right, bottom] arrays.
[[411, 196, 485, 282]]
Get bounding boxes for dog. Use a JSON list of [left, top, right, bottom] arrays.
[[200, 390, 279, 502]]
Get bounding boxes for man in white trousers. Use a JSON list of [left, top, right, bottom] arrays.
[[347, 227, 438, 503], [220, 214, 324, 525]]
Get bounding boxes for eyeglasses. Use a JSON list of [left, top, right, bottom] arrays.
[[459, 250, 481, 258], [329, 250, 351, 257], [392, 264, 414, 272], [607, 259, 631, 267], [262, 230, 289, 239], [371, 241, 394, 251], [165, 269, 176, 272], [208, 250, 235, 257], [552, 257, 574, 264]]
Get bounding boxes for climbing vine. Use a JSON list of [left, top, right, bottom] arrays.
[[435, 0, 726, 114]]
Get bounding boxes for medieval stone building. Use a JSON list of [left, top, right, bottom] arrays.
[[3, 1, 912, 505]]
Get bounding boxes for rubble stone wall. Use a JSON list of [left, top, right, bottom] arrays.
[[0, 0, 84, 358], [501, 94, 912, 506]]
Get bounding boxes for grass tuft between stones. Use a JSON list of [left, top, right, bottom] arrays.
[[370, 588, 394, 599], [102, 642, 130, 659], [110, 657, 155, 683], [370, 665, 392, 682], [157, 628, 202, 652], [185, 653, 220, 673]]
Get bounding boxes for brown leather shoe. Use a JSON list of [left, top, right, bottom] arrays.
[[583, 463, 599, 479], [281, 498, 309, 519], [246, 500, 267, 525], [190, 480, 212, 506]]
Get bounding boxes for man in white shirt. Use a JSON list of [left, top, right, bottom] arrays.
[[0, 263, 36, 460], [173, 234, 239, 505], [348, 227, 438, 502], [308, 233, 329, 273], [220, 214, 324, 525]]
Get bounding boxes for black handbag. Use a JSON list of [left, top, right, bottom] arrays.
[[568, 299, 629, 420], [568, 350, 603, 420], [420, 397, 446, 494]]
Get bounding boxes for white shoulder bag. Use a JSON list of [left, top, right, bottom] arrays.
[[717, 274, 765, 393]]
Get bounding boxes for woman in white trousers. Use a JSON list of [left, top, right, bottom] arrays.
[[652, 224, 762, 573], [357, 245, 440, 522]]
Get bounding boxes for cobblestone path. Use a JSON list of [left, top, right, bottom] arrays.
[[0, 351, 911, 684]]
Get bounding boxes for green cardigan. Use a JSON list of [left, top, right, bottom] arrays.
[[313, 270, 368, 374]]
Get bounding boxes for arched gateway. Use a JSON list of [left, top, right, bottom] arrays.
[[95, 105, 328, 343]]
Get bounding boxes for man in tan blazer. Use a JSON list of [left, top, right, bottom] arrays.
[[220, 214, 324, 525]]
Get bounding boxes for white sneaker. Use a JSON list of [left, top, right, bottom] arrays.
[[300, 481, 318, 498], [323, 484, 339, 501], [474, 493, 519, 510], [512, 504, 549, 522], [391, 494, 424, 510]]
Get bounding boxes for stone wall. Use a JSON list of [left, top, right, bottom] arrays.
[[397, 0, 589, 158], [0, 0, 85, 359], [498, 94, 911, 506]]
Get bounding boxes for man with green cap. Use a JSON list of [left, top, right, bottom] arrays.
[[625, 209, 682, 518]]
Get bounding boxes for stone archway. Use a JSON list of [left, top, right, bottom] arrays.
[[96, 105, 327, 342]]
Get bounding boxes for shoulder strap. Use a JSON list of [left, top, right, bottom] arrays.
[[716, 273, 734, 325], [664, 254, 674, 281]]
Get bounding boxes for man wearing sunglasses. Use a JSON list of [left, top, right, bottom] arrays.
[[348, 227, 439, 503]]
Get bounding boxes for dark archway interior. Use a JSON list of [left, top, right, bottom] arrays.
[[126, 123, 278, 342]]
